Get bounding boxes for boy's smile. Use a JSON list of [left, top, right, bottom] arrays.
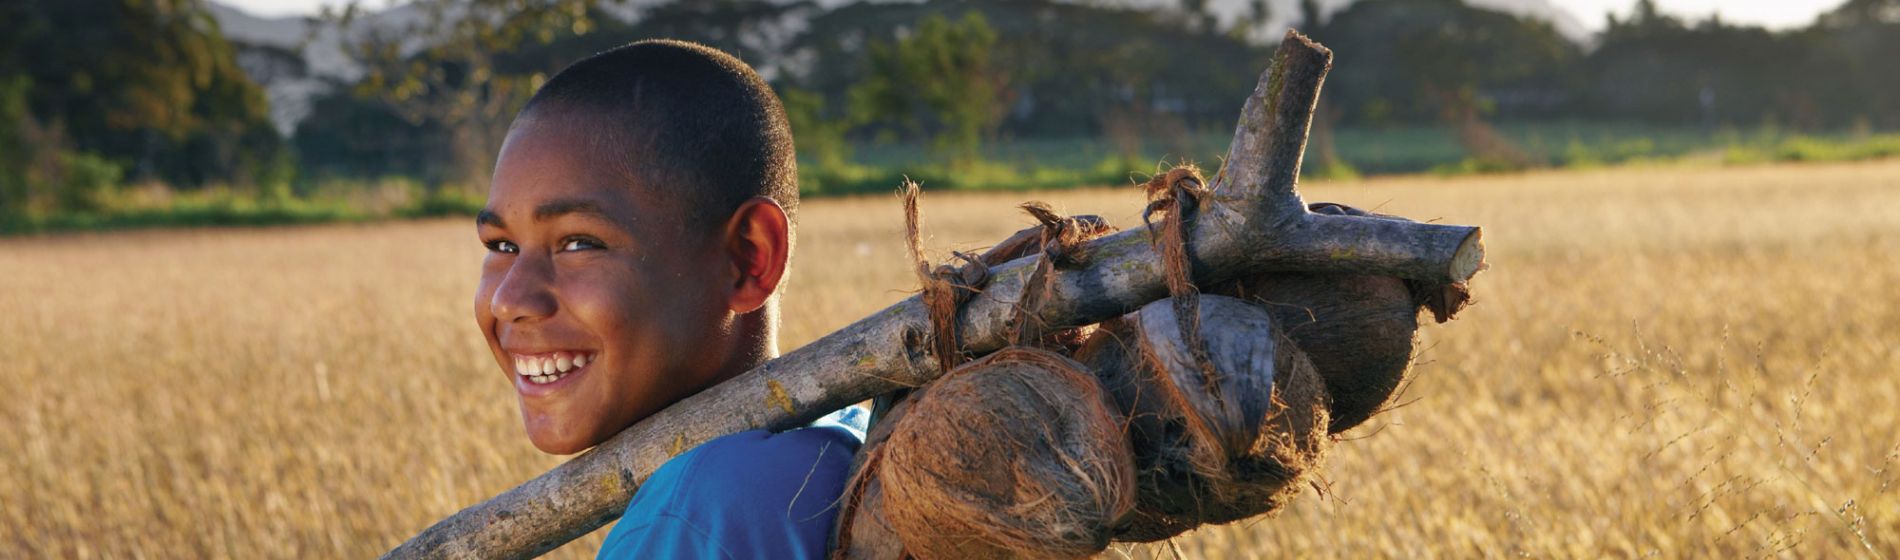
[[474, 111, 748, 455], [510, 350, 596, 386]]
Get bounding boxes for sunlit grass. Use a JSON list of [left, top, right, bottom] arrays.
[[2, 160, 1896, 557]]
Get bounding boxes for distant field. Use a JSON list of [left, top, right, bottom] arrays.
[[2, 160, 1896, 557], [843, 122, 1900, 177], [7, 123, 1894, 235]]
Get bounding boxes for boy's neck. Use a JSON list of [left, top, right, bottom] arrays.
[[715, 305, 779, 386]]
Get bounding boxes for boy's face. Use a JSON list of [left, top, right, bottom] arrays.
[[475, 113, 738, 454]]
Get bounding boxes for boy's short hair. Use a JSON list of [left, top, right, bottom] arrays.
[[519, 39, 799, 231]]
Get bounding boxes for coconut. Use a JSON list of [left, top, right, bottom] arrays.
[[1074, 295, 1330, 542], [878, 347, 1137, 559], [1213, 202, 1470, 433], [831, 394, 915, 559]]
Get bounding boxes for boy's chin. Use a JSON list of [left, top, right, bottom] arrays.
[[520, 414, 606, 455], [530, 437, 592, 455]]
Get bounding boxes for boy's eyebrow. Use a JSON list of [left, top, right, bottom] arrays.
[[475, 210, 504, 228], [473, 199, 613, 229], [533, 198, 611, 222]]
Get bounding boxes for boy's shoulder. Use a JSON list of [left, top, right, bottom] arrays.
[[598, 407, 867, 559]]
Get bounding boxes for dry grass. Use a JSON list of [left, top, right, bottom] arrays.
[[2, 160, 1897, 558]]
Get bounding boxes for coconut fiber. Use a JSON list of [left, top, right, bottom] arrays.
[[1075, 295, 1331, 542], [831, 392, 915, 559], [877, 348, 1137, 559]]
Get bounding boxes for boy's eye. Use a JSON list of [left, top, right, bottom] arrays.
[[485, 240, 519, 254], [560, 237, 604, 252]]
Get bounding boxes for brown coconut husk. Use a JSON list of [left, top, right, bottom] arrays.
[[1075, 295, 1331, 542], [878, 347, 1138, 559], [1213, 202, 1473, 433], [901, 181, 992, 372], [832, 393, 917, 559]]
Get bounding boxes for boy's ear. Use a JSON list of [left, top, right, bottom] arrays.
[[722, 197, 791, 314]]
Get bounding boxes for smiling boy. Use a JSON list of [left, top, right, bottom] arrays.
[[473, 40, 863, 558]]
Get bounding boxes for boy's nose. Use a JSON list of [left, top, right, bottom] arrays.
[[491, 255, 558, 323]]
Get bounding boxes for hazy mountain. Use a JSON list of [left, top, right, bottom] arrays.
[[209, 1, 420, 133], [1459, 0, 1591, 41], [1087, 0, 1591, 42], [208, 0, 1594, 134]]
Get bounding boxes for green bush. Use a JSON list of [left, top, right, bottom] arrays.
[[53, 152, 125, 213], [400, 187, 486, 218]]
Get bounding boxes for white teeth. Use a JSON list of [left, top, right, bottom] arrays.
[[513, 353, 592, 381]]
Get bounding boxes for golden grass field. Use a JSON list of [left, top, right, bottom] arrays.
[[2, 160, 1897, 558]]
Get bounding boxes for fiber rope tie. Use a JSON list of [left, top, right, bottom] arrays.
[[1141, 165, 1224, 398], [1007, 201, 1096, 348], [901, 181, 990, 374]]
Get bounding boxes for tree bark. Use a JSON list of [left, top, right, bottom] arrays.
[[382, 30, 1483, 560]]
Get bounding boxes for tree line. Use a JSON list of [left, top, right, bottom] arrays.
[[3, 0, 1898, 217]]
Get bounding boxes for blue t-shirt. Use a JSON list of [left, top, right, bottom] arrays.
[[598, 407, 868, 559]]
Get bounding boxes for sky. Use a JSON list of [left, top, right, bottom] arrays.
[[222, 0, 1847, 32], [1557, 0, 1844, 30]]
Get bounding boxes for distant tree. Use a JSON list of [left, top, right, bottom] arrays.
[[1808, 0, 1900, 128], [847, 12, 1006, 164], [291, 85, 452, 181], [1603, 0, 1684, 40], [0, 0, 281, 194], [626, 0, 820, 77], [1819, 0, 1900, 26], [1588, 0, 1869, 128], [1228, 0, 1271, 42], [790, 0, 1264, 140], [0, 75, 35, 213], [322, 0, 627, 191], [1176, 0, 1219, 35], [1316, 0, 1579, 126], [777, 87, 851, 170], [1300, 0, 1324, 29]]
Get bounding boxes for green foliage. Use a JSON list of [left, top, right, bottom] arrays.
[[1314, 0, 1579, 126], [0, 179, 494, 235], [50, 152, 126, 214], [0, 0, 280, 189], [292, 86, 453, 183], [0, 74, 30, 215], [13, 0, 1900, 234], [617, 1, 820, 67], [847, 12, 1004, 163], [1, 188, 359, 235], [399, 187, 488, 218], [325, 0, 620, 190], [0, 72, 130, 218], [780, 87, 852, 170], [1722, 133, 1900, 164]]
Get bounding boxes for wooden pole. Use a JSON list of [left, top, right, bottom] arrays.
[[383, 30, 1482, 559]]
